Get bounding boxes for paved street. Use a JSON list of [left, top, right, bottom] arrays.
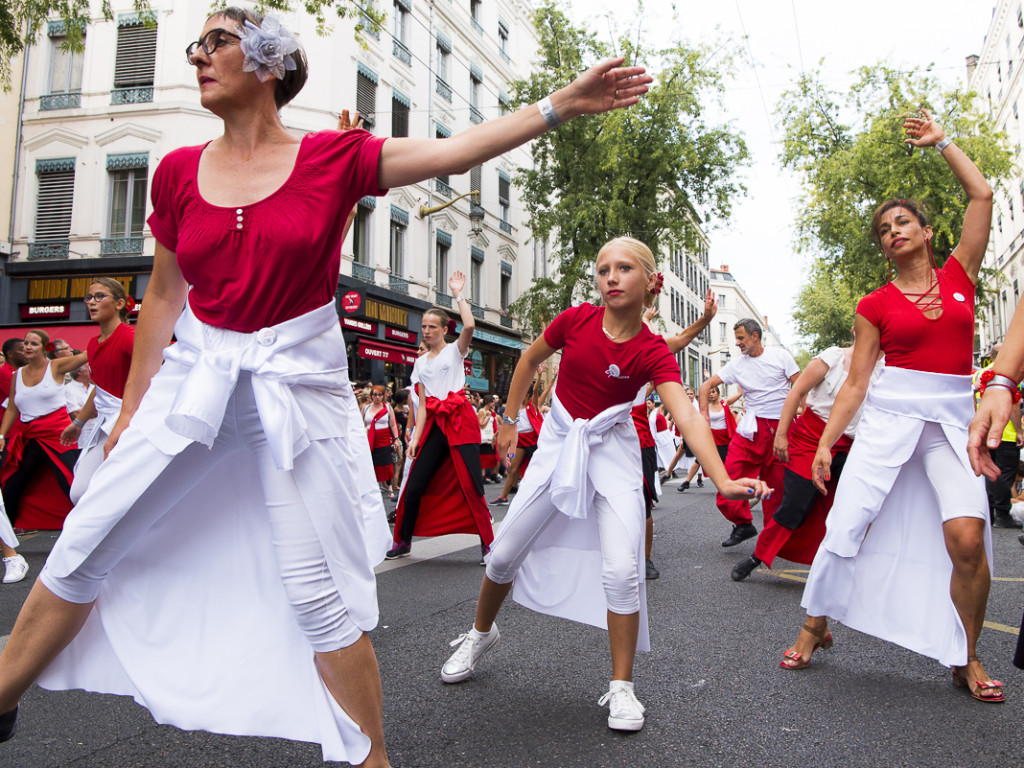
[[2, 475, 1023, 767]]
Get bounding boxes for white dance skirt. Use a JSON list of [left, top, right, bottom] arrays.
[[654, 431, 676, 470], [498, 396, 652, 651], [801, 367, 993, 667], [36, 300, 391, 763]]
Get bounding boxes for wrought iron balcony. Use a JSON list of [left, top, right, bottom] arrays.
[[500, 314, 513, 328], [111, 86, 154, 105], [389, 275, 409, 294], [500, 50, 511, 65], [471, 18, 483, 35], [470, 302, 484, 319], [360, 13, 380, 38], [435, 77, 452, 102], [28, 241, 70, 260], [392, 40, 412, 65], [499, 220, 512, 234], [435, 179, 453, 198], [352, 262, 375, 282], [470, 107, 484, 124], [99, 236, 143, 255], [40, 92, 81, 110], [434, 291, 452, 308]]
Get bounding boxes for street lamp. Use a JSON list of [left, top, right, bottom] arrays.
[[419, 190, 483, 236]]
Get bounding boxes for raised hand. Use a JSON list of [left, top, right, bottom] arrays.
[[566, 57, 653, 117], [702, 288, 718, 319], [449, 269, 466, 296], [337, 109, 364, 132], [903, 108, 945, 148]]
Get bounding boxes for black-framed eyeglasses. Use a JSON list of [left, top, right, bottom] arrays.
[[185, 28, 241, 63], [83, 293, 112, 303]]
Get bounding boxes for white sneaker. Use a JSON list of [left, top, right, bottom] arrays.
[[598, 680, 646, 731], [3, 555, 28, 584], [441, 624, 500, 683]]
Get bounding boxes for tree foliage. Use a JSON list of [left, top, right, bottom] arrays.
[[0, 0, 379, 89], [777, 63, 1014, 350], [507, 2, 748, 335]]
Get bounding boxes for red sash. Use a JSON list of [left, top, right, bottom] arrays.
[[393, 392, 492, 544]]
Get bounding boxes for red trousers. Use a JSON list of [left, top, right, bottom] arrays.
[[715, 417, 784, 525]]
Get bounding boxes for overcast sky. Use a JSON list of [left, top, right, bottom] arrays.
[[574, 0, 998, 348]]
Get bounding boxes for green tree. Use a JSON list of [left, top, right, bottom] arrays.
[[0, 0, 379, 88], [508, 2, 748, 334], [777, 63, 1014, 347]]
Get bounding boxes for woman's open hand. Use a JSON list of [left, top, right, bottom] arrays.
[[449, 270, 466, 297], [903, 108, 946, 149], [565, 57, 652, 117]]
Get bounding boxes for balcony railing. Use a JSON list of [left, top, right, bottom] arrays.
[[471, 18, 483, 34], [360, 12, 380, 38], [28, 241, 70, 260], [111, 86, 154, 105], [40, 92, 81, 110], [389, 275, 409, 294], [469, 106, 484, 124], [434, 291, 452, 308], [499, 220, 512, 234], [99, 236, 143, 255], [435, 77, 452, 102], [470, 302, 484, 319], [499, 50, 510, 65], [352, 262, 375, 282], [500, 314, 513, 328], [392, 40, 412, 65], [435, 179, 453, 197]]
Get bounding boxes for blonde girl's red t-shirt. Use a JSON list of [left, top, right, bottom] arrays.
[[147, 129, 388, 332], [87, 322, 135, 399], [543, 303, 682, 420], [855, 256, 975, 376]]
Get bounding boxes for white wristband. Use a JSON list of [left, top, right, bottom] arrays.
[[538, 96, 562, 130], [454, 295, 466, 304], [935, 137, 953, 153]]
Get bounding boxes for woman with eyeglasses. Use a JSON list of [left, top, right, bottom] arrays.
[[59, 279, 135, 504], [0, 6, 651, 764], [0, 329, 86, 531]]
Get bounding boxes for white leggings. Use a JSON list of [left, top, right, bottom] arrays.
[[486, 489, 641, 615], [912, 421, 987, 522], [41, 375, 358, 652]]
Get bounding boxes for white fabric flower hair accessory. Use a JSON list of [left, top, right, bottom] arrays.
[[237, 16, 299, 83]]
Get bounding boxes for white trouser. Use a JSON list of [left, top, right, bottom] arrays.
[[486, 488, 641, 615], [910, 421, 987, 522], [69, 436, 104, 505], [41, 374, 357, 652]]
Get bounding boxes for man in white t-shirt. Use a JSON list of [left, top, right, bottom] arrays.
[[699, 319, 800, 547]]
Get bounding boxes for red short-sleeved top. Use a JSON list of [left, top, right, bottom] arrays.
[[543, 303, 682, 421], [655, 412, 668, 432], [147, 129, 388, 332], [88, 322, 135, 399], [631, 404, 656, 448], [856, 257, 975, 375]]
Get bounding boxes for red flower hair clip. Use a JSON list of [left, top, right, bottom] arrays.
[[651, 272, 665, 296], [45, 341, 55, 352], [125, 296, 137, 311]]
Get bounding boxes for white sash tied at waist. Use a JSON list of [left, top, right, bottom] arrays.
[[142, 300, 350, 471], [865, 366, 974, 429], [78, 385, 123, 454], [532, 396, 634, 521], [735, 408, 760, 440]]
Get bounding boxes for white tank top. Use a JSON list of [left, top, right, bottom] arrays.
[[364, 406, 389, 429], [15, 362, 67, 421]]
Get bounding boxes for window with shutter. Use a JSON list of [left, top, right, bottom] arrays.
[[498, 171, 510, 231], [33, 163, 75, 259], [113, 17, 157, 104], [356, 69, 377, 128], [392, 90, 410, 137]]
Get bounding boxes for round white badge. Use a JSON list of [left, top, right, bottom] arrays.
[[953, 292, 965, 303], [256, 328, 277, 346]]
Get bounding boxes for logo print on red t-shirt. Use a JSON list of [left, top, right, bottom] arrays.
[[605, 364, 629, 380]]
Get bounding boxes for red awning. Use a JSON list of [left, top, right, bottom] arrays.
[[357, 339, 419, 366]]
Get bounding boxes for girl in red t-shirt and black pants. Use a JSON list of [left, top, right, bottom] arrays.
[[440, 237, 770, 732]]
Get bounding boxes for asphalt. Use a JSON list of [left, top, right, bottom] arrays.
[[1, 475, 1023, 767]]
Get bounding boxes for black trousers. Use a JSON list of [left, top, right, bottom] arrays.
[[3, 439, 77, 525], [400, 425, 483, 543], [986, 440, 1020, 521]]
